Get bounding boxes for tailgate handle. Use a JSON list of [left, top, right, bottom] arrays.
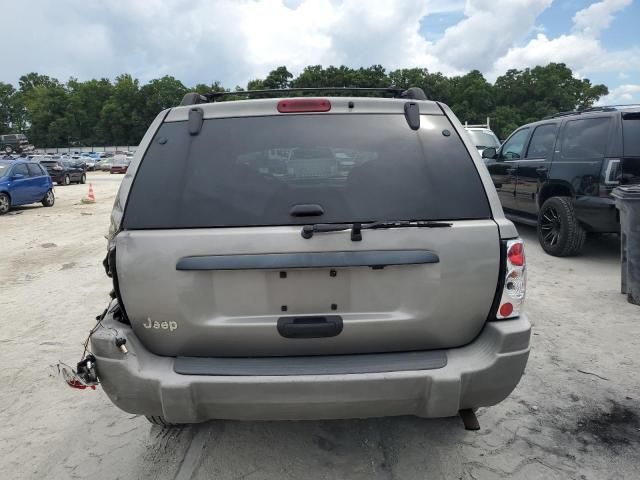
[[277, 316, 343, 339]]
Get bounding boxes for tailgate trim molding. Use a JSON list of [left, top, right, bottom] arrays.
[[176, 250, 439, 271], [174, 350, 447, 376]]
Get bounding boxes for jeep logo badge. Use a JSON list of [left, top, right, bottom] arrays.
[[143, 317, 178, 332]]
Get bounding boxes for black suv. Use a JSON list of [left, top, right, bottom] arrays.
[[40, 159, 87, 185], [1, 133, 34, 154], [483, 106, 640, 256]]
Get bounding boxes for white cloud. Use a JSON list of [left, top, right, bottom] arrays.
[[489, 0, 638, 80], [596, 84, 640, 105], [432, 0, 552, 72], [0, 0, 636, 99], [572, 0, 631, 37]]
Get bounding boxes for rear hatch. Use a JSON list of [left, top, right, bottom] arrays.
[[40, 160, 61, 174], [116, 106, 500, 357]]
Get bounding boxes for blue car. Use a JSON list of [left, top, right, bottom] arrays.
[[0, 159, 55, 215]]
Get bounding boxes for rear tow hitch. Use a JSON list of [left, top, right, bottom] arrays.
[[459, 409, 480, 431]]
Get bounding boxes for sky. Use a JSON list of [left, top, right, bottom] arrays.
[[3, 0, 639, 104]]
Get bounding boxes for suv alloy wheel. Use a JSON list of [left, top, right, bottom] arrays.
[[538, 196, 586, 256]]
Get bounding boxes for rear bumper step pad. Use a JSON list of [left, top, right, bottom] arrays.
[[174, 350, 447, 376]]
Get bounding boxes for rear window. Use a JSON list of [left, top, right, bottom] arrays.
[[560, 117, 610, 159], [124, 114, 491, 229], [466, 130, 500, 148], [622, 112, 640, 156]]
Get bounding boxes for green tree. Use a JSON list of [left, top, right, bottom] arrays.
[[138, 75, 188, 126], [490, 63, 608, 137], [65, 78, 114, 145], [262, 66, 293, 90], [0, 82, 17, 134], [388, 68, 452, 103], [3, 63, 609, 147], [21, 82, 70, 146], [449, 70, 494, 125], [97, 74, 141, 146]]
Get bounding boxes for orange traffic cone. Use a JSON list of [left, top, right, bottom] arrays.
[[82, 184, 96, 204]]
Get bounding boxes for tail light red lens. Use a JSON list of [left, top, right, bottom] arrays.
[[496, 238, 526, 320], [277, 98, 331, 113], [507, 242, 524, 266]]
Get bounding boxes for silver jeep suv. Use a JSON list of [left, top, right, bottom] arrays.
[[93, 87, 530, 425]]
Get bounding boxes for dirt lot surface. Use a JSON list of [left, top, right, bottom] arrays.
[[1, 172, 639, 479]]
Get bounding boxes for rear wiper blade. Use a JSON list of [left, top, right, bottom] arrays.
[[301, 220, 451, 240], [301, 223, 351, 239]]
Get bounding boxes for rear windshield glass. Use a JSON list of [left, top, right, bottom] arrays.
[[466, 130, 500, 148], [623, 112, 640, 156], [124, 114, 490, 229]]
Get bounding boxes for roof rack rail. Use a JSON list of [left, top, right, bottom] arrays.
[[179, 86, 427, 106], [464, 117, 491, 129], [543, 103, 640, 120]]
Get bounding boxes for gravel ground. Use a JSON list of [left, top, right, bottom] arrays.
[[1, 172, 638, 480]]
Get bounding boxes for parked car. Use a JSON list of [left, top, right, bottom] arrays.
[[109, 159, 130, 174], [0, 133, 34, 154], [85, 158, 98, 171], [465, 127, 501, 156], [40, 159, 87, 185], [99, 160, 114, 171], [0, 159, 54, 214], [483, 106, 640, 256], [92, 87, 530, 426]]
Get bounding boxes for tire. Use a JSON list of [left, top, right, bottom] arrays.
[[42, 189, 55, 207], [0, 192, 10, 215], [537, 196, 586, 256], [80, 173, 86, 184], [62, 174, 70, 186], [4, 145, 13, 154], [145, 415, 179, 427]]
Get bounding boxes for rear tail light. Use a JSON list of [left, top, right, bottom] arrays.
[[496, 238, 526, 320], [599, 158, 621, 197], [277, 98, 331, 113]]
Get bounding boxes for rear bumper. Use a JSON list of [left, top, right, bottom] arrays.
[[91, 310, 531, 422]]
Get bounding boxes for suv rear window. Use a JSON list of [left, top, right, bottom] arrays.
[[622, 112, 640, 157], [560, 117, 610, 159], [124, 114, 491, 229]]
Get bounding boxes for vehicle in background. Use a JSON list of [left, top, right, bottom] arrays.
[[40, 159, 87, 185], [1, 133, 35, 154], [99, 160, 114, 171], [483, 105, 640, 256], [93, 87, 530, 426], [464, 119, 500, 156], [85, 158, 98, 171], [0, 159, 54, 214], [110, 158, 130, 174], [465, 128, 501, 156]]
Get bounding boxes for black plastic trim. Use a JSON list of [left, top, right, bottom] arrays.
[[487, 239, 507, 321], [289, 204, 324, 217], [174, 350, 448, 376], [404, 102, 420, 130], [176, 250, 439, 271], [107, 248, 131, 325], [277, 316, 343, 338]]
